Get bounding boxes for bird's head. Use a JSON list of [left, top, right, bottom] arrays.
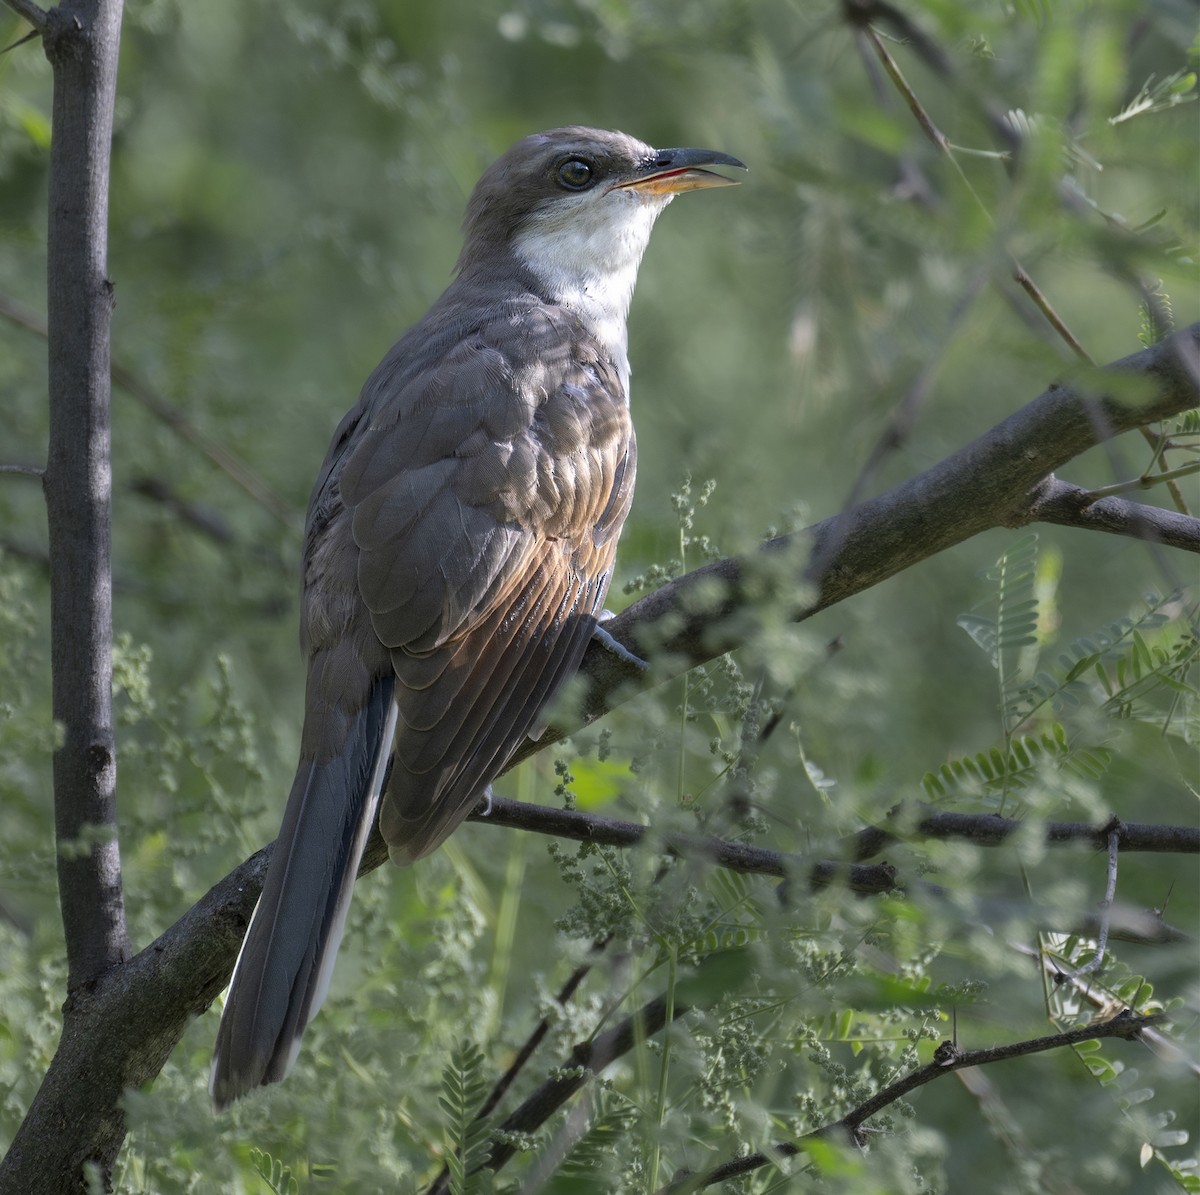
[[456, 127, 745, 330]]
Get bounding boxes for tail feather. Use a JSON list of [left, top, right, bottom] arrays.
[[210, 675, 396, 1110]]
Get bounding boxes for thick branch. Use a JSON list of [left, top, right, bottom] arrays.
[[1025, 476, 1200, 550], [0, 842, 267, 1195], [41, 0, 129, 991], [1, 7, 130, 1192]]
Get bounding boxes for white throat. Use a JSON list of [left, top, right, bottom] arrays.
[[513, 191, 671, 391]]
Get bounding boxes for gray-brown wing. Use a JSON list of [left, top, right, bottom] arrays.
[[339, 303, 636, 861]]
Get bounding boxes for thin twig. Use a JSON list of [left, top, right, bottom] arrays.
[[0, 462, 44, 477], [468, 799, 1200, 874], [1011, 269, 1093, 363], [1082, 460, 1200, 500], [1, 0, 49, 33], [847, 809, 1200, 860], [861, 25, 1095, 368], [462, 796, 898, 891], [0, 291, 302, 530], [844, 1011, 1158, 1132], [659, 1011, 1161, 1192], [128, 475, 235, 545], [1011, 939, 1200, 1080], [424, 939, 613, 1195], [844, 0, 1020, 155], [483, 993, 687, 1177], [1059, 823, 1122, 981], [860, 23, 949, 152], [1, 28, 37, 55]]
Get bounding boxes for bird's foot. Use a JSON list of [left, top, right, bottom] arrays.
[[592, 619, 648, 671], [476, 785, 495, 817]]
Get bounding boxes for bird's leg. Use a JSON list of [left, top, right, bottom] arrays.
[[522, 617, 646, 748], [593, 612, 648, 671], [475, 785, 495, 816]]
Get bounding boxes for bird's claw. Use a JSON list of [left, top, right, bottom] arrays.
[[592, 620, 648, 671]]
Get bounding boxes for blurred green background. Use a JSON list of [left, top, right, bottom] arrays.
[[0, 1, 1196, 1191]]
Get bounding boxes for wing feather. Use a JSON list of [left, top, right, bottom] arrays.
[[317, 298, 636, 863]]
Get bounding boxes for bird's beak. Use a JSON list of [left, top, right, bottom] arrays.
[[613, 147, 748, 196]]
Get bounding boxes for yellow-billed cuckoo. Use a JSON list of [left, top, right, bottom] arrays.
[[210, 127, 744, 1108]]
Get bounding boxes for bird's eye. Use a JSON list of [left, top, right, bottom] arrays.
[[556, 158, 594, 190]]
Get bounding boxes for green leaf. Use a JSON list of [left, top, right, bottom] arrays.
[[675, 946, 755, 1004], [440, 1041, 494, 1195]]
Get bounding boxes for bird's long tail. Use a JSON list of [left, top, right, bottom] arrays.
[[210, 674, 396, 1110]]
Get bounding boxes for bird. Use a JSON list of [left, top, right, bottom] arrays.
[[210, 126, 745, 1109]]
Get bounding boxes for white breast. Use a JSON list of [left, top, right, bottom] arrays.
[[513, 190, 672, 396]]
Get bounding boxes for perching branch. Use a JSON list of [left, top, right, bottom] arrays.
[[558, 325, 1200, 739], [659, 1009, 1162, 1193]]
